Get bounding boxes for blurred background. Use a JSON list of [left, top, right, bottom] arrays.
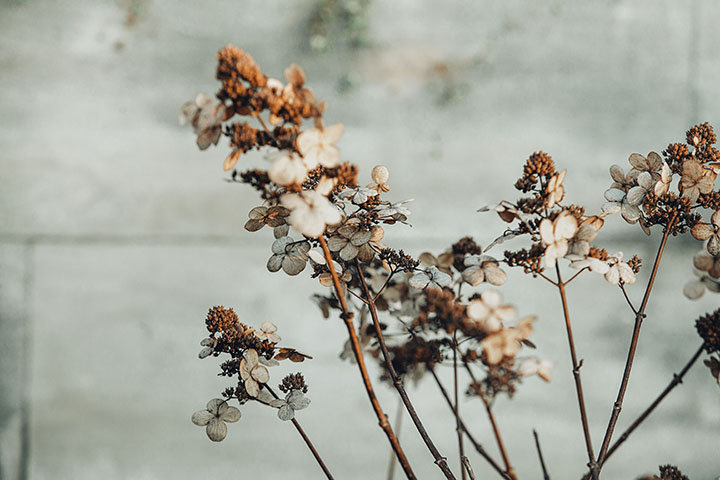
[[1, 0, 719, 478]]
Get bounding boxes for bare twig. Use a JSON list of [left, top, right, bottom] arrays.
[[463, 362, 517, 480], [386, 396, 404, 480], [594, 216, 676, 476], [533, 429, 551, 480], [453, 333, 468, 480], [581, 343, 705, 479], [318, 237, 417, 480], [265, 385, 335, 480], [427, 367, 512, 480], [462, 457, 477, 480], [355, 260, 458, 480], [554, 264, 596, 474]]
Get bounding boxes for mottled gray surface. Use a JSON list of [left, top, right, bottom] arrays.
[[1, 0, 719, 478]]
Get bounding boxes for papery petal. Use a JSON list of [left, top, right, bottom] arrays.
[[626, 186, 647, 206], [323, 123, 344, 143], [610, 165, 626, 183], [483, 266, 507, 286], [554, 214, 578, 240], [296, 129, 322, 157], [288, 391, 311, 410], [604, 188, 626, 203], [269, 399, 285, 408], [251, 365, 270, 384], [628, 153, 647, 170], [282, 256, 307, 276], [605, 267, 620, 285], [692, 222, 714, 240], [462, 266, 485, 286], [539, 218, 555, 244], [408, 272, 430, 289], [496, 305, 518, 322], [192, 410, 214, 426], [267, 255, 284, 272], [245, 349, 259, 367], [278, 404, 295, 421], [481, 289, 502, 308], [206, 418, 228, 442], [646, 152, 662, 171], [602, 202, 622, 214], [220, 406, 242, 423], [707, 236, 720, 257], [245, 379, 259, 397], [621, 203, 641, 223]]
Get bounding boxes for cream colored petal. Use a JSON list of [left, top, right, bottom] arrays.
[[322, 123, 344, 143], [316, 145, 340, 168], [496, 305, 517, 322], [252, 365, 270, 384], [604, 188, 626, 203], [626, 186, 647, 206], [554, 213, 578, 240], [604, 266, 620, 285], [694, 251, 714, 271], [462, 266, 485, 286], [245, 379, 259, 397], [245, 349, 259, 367], [539, 218, 555, 244], [481, 289, 502, 308], [707, 236, 720, 257], [467, 299, 490, 320], [296, 129, 322, 156], [483, 266, 507, 286], [617, 263, 636, 284]]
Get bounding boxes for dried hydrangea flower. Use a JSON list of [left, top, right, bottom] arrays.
[[268, 151, 309, 186], [191, 398, 241, 442], [518, 357, 553, 382], [628, 152, 663, 182], [244, 205, 290, 233], [604, 252, 636, 285], [179, 93, 226, 150], [327, 221, 375, 261], [338, 186, 379, 205], [408, 266, 451, 291], [240, 349, 270, 397], [267, 236, 310, 276], [269, 390, 311, 421], [539, 210, 578, 267], [467, 289, 517, 333], [603, 188, 641, 223], [680, 159, 716, 203], [545, 169, 566, 208], [567, 224, 599, 257], [461, 255, 507, 286], [477, 202, 521, 223], [418, 251, 454, 275], [296, 123, 343, 168], [608, 164, 635, 191], [254, 322, 281, 343], [198, 337, 216, 359], [280, 190, 342, 238], [376, 200, 412, 222], [369, 165, 390, 192], [567, 254, 610, 275], [694, 250, 720, 278], [481, 316, 535, 365], [690, 210, 720, 256]]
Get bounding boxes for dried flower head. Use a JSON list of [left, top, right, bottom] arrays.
[[191, 398, 241, 442], [696, 309, 720, 354]]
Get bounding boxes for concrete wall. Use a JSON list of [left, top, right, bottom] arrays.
[[1, 0, 719, 478]]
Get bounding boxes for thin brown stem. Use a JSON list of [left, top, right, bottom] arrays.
[[318, 237, 417, 480], [533, 429, 551, 480], [618, 284, 637, 315], [538, 272, 559, 286], [555, 264, 596, 473], [463, 363, 517, 480], [581, 344, 705, 479], [386, 395, 404, 480], [354, 260, 458, 480], [594, 216, 676, 476], [462, 457, 477, 480], [453, 334, 467, 480], [427, 366, 512, 480], [265, 385, 335, 480], [563, 267, 587, 286]]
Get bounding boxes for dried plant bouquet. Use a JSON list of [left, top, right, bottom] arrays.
[[180, 46, 720, 480]]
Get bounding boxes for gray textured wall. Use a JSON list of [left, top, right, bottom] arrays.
[[1, 0, 719, 478]]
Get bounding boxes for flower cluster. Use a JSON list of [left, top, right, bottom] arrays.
[[192, 306, 312, 441], [482, 151, 641, 287]]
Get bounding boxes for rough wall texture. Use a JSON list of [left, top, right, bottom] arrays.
[[1, 0, 719, 478]]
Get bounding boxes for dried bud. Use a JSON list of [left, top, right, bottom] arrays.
[[371, 165, 389, 185]]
